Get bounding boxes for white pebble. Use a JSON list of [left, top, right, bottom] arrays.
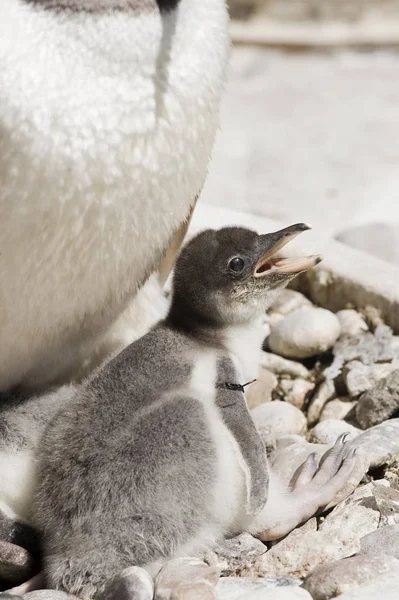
[[269, 308, 341, 359], [337, 309, 368, 336]]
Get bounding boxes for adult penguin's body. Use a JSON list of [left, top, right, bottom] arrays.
[[0, 0, 229, 390]]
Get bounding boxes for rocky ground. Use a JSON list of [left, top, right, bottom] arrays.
[[2, 289, 399, 599]]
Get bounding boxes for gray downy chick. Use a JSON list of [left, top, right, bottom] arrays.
[[32, 225, 368, 599]]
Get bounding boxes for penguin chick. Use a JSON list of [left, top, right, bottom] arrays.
[[32, 225, 368, 599]]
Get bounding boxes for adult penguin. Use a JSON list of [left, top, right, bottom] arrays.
[[0, 0, 229, 390]]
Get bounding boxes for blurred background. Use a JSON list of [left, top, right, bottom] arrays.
[[201, 0, 399, 265]]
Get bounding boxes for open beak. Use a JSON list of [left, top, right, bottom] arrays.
[[254, 223, 323, 277]]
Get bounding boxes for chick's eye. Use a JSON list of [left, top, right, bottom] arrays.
[[228, 256, 245, 274]]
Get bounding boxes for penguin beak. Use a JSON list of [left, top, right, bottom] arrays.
[[254, 223, 323, 277]]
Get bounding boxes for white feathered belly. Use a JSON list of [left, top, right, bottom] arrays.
[[0, 0, 229, 388]]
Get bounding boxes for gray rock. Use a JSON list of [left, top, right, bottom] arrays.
[[203, 534, 266, 576], [360, 524, 399, 560], [333, 571, 399, 599], [251, 401, 307, 443], [308, 420, 360, 445], [336, 310, 368, 337], [261, 353, 309, 379], [333, 325, 394, 365], [268, 308, 341, 360], [319, 398, 357, 421], [344, 360, 399, 398], [249, 518, 360, 578], [355, 369, 399, 429], [235, 589, 312, 600], [246, 369, 277, 410], [303, 553, 399, 600], [215, 577, 303, 600], [0, 541, 33, 585], [0, 595, 23, 599], [155, 558, 220, 600], [351, 419, 399, 467], [99, 567, 154, 600], [307, 380, 336, 427], [319, 481, 381, 539]]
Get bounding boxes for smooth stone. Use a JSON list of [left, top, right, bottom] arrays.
[[355, 369, 399, 429], [261, 353, 309, 379], [251, 402, 307, 443], [246, 369, 277, 410], [308, 420, 360, 445], [215, 577, 304, 600], [0, 595, 23, 599], [0, 541, 33, 585], [203, 534, 266, 576], [343, 360, 399, 398], [303, 553, 399, 600], [154, 558, 220, 600], [280, 379, 315, 409], [332, 571, 399, 599], [351, 419, 399, 467], [360, 524, 399, 560], [268, 290, 312, 317], [99, 567, 154, 600], [171, 582, 216, 600], [250, 519, 360, 578], [268, 308, 341, 360], [307, 380, 336, 427], [319, 482, 382, 539], [319, 398, 357, 421], [336, 310, 368, 337]]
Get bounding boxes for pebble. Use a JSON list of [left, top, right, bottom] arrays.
[[351, 418, 399, 467], [268, 290, 312, 317], [0, 541, 34, 585], [246, 369, 277, 410], [261, 352, 309, 379], [251, 401, 307, 443], [360, 524, 399, 560], [336, 309, 368, 337], [343, 360, 399, 398], [333, 325, 394, 365], [307, 380, 336, 426], [333, 571, 399, 599], [355, 369, 399, 429], [318, 482, 382, 539], [279, 379, 315, 409], [154, 558, 219, 600], [303, 553, 399, 600], [319, 398, 357, 421], [268, 308, 341, 360], [171, 582, 216, 600], [215, 577, 303, 600], [308, 420, 360, 445], [202, 534, 266, 576], [99, 567, 154, 600], [250, 518, 360, 578]]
